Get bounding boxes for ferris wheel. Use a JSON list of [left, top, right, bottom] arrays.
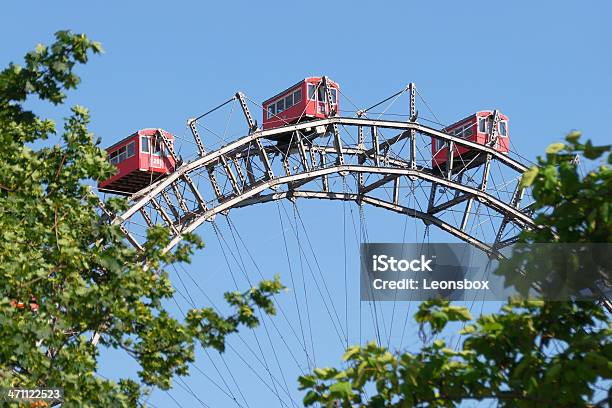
[[96, 77, 537, 407]]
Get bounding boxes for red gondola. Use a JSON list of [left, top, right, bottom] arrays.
[[432, 110, 509, 172], [98, 128, 176, 195], [262, 77, 340, 130]]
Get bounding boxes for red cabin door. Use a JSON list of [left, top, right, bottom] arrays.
[[316, 86, 328, 116]]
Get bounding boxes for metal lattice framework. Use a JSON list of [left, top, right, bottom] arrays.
[[92, 84, 612, 407], [105, 86, 536, 257]]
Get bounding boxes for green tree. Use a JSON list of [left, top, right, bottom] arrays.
[[0, 31, 283, 406], [299, 135, 611, 407]]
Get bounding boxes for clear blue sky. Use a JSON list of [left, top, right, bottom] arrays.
[[3, 1, 611, 407]]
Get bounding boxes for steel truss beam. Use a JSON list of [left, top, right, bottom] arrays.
[[236, 91, 258, 133], [187, 118, 206, 156], [233, 190, 495, 256], [127, 116, 527, 203], [408, 83, 417, 169], [106, 117, 535, 254], [155, 165, 535, 252]]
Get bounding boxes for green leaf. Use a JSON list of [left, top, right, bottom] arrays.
[[329, 381, 352, 398], [314, 367, 333, 379], [303, 390, 319, 405], [298, 375, 317, 389], [565, 130, 581, 143], [34, 43, 47, 55], [520, 166, 539, 188], [582, 139, 611, 160], [342, 346, 361, 361], [92, 41, 104, 53], [545, 143, 565, 154], [447, 306, 473, 321]]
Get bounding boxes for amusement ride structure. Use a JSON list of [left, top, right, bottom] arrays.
[[96, 77, 541, 406], [99, 77, 534, 257]]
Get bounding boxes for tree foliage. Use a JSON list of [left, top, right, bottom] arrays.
[[499, 133, 612, 300], [300, 136, 611, 407], [0, 31, 283, 407]]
